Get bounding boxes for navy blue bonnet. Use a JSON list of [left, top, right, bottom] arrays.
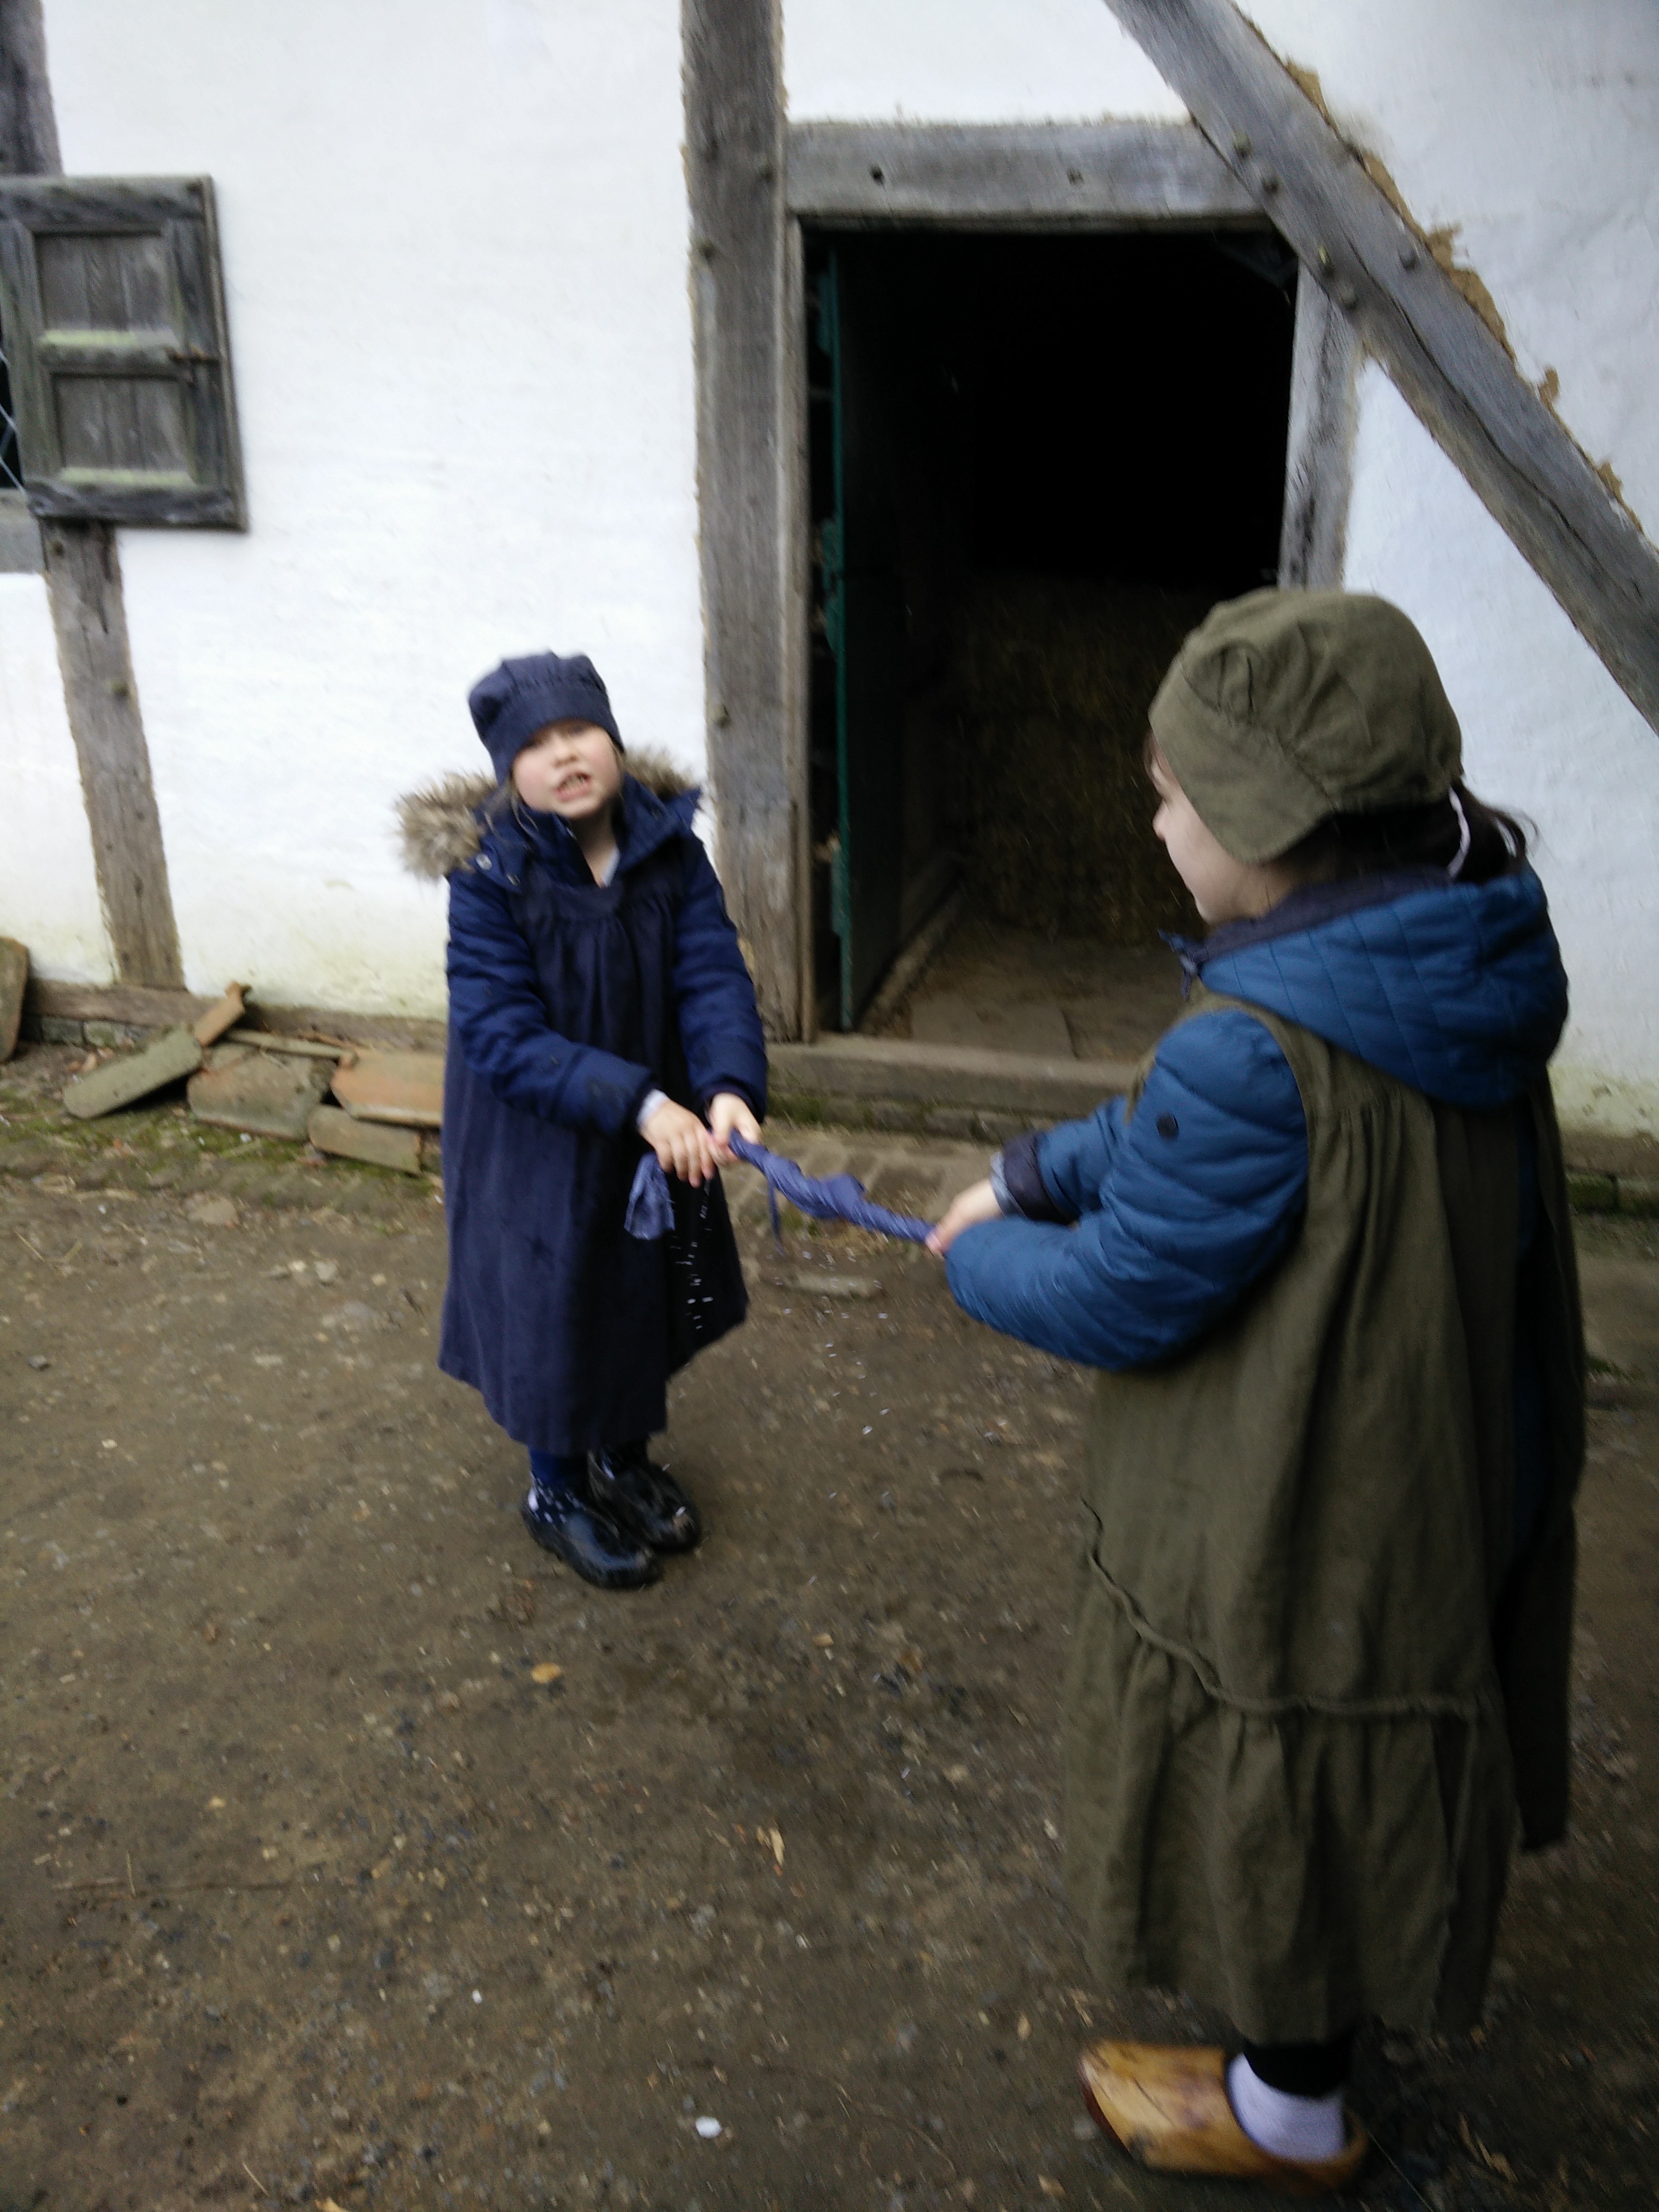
[[467, 651, 623, 782]]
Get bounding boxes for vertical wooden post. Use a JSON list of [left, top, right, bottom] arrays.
[[1279, 272, 1359, 590], [40, 523, 185, 985], [683, 0, 803, 1041], [0, 0, 184, 986]]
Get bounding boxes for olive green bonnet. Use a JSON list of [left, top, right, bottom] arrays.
[[1147, 589, 1463, 864]]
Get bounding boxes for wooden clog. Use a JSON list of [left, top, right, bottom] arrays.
[[1078, 2040, 1369, 2197]]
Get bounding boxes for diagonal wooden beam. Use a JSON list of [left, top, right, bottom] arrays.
[[1102, 0, 1659, 735]]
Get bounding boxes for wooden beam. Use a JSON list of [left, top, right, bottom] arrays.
[[0, 0, 57, 172], [1, 0, 186, 983], [1102, 0, 1659, 735], [787, 119, 1255, 229], [682, 0, 801, 1041], [41, 522, 185, 986], [1279, 270, 1359, 588], [781, 215, 816, 1043], [25, 975, 446, 1054]]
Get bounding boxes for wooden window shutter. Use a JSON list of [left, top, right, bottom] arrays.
[[0, 176, 245, 527]]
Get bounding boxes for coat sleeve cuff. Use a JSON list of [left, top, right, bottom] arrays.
[[999, 1128, 1076, 1223]]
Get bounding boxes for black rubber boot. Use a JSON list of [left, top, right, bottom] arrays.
[[587, 1441, 702, 1554], [520, 1480, 659, 1589]]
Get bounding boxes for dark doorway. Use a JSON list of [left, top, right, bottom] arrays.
[[806, 227, 1297, 1040]]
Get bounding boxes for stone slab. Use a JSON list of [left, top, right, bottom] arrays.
[[331, 1050, 445, 1128], [0, 936, 26, 1061], [62, 1025, 203, 1119], [768, 1035, 1134, 1120], [308, 1104, 424, 1175], [910, 991, 1074, 1059], [188, 1048, 333, 1141]]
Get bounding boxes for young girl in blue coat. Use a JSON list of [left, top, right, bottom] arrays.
[[401, 651, 767, 1591], [932, 592, 1583, 2193]]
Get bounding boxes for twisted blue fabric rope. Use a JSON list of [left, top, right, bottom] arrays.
[[727, 1132, 933, 1245], [624, 1136, 932, 1245]]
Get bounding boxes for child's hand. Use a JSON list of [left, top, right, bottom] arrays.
[[641, 1099, 718, 1186], [707, 1092, 761, 1163], [927, 1178, 1003, 1257]]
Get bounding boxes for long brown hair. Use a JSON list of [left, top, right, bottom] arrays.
[[1143, 731, 1528, 890], [1275, 781, 1528, 889]]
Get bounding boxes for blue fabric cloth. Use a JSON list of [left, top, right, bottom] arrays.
[[625, 1150, 677, 1240], [947, 867, 1568, 1376], [725, 1133, 933, 1245], [439, 774, 767, 1453]]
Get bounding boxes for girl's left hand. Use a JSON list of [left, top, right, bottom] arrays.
[[927, 1177, 1002, 1256], [708, 1092, 761, 1163]]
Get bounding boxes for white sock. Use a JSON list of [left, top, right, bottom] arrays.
[[1227, 2054, 1346, 2164]]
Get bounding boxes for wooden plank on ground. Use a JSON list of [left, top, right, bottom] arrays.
[[192, 983, 248, 1046], [786, 119, 1255, 227], [1101, 0, 1659, 735]]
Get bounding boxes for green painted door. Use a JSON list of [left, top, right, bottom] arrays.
[[819, 246, 907, 1030]]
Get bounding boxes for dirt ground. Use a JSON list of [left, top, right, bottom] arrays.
[[1, 1040, 1656, 2212]]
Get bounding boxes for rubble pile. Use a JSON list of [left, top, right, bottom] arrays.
[[44, 971, 442, 1180]]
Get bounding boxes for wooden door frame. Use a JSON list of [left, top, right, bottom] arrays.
[[684, 4, 1359, 1043]]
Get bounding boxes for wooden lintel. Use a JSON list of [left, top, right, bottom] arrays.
[[786, 119, 1256, 229], [1102, 0, 1659, 735]]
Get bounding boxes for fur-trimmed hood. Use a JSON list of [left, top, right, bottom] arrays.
[[397, 749, 698, 881]]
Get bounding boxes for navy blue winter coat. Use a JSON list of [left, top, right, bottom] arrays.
[[434, 774, 767, 1454], [947, 865, 1568, 1390]]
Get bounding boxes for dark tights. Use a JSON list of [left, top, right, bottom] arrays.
[[1238, 2030, 1355, 2099]]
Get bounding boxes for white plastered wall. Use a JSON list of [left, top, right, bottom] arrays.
[[0, 571, 113, 981], [1237, 1, 1659, 1134], [1344, 368, 1659, 1138], [784, 0, 1184, 121], [31, 0, 706, 1017]]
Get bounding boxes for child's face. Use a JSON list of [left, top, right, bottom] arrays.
[[1149, 749, 1284, 926], [511, 720, 623, 820]]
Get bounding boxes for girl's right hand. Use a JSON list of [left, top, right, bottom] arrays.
[[641, 1099, 718, 1187]]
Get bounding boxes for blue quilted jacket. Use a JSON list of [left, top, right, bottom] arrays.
[[945, 867, 1569, 1372]]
